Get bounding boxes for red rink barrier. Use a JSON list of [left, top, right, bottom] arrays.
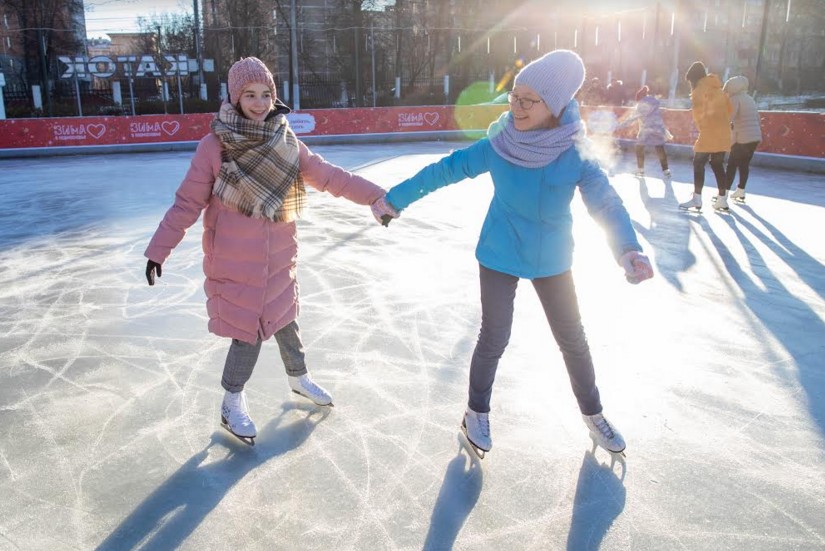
[[599, 106, 825, 159], [0, 106, 503, 150], [0, 105, 822, 158]]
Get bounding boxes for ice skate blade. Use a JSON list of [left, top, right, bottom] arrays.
[[460, 420, 489, 460], [733, 197, 746, 204], [589, 433, 626, 474], [291, 389, 334, 407], [220, 421, 255, 446], [458, 428, 486, 460], [678, 205, 702, 212]]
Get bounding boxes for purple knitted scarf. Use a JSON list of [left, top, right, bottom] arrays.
[[488, 100, 584, 168]]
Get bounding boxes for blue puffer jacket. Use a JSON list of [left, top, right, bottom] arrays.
[[386, 113, 642, 279]]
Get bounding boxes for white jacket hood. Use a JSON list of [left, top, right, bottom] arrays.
[[724, 75, 749, 96]]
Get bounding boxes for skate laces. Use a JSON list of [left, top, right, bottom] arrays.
[[301, 375, 321, 395], [594, 416, 615, 439], [473, 412, 490, 437], [223, 391, 250, 421]]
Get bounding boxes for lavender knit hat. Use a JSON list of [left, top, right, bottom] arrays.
[[228, 57, 276, 106], [514, 49, 586, 117]]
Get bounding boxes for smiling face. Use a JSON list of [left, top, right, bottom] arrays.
[[509, 84, 557, 131], [238, 83, 274, 121]]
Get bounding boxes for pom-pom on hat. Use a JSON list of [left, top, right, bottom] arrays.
[[228, 57, 277, 106], [513, 49, 585, 118], [635, 85, 649, 102]]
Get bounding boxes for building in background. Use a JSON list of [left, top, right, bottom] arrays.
[[1, 0, 824, 116], [1, 0, 87, 94]]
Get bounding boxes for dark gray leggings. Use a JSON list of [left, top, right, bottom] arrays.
[[635, 144, 669, 171], [221, 320, 308, 392], [726, 141, 759, 190], [468, 265, 602, 415], [693, 151, 727, 194]]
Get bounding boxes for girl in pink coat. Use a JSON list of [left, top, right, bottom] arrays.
[[144, 57, 398, 445]]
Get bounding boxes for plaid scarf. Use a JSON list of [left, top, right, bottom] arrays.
[[210, 103, 306, 221]]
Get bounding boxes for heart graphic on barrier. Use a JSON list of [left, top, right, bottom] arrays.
[[423, 112, 439, 126], [161, 121, 180, 136], [86, 124, 106, 139]]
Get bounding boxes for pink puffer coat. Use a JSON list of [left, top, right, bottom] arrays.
[[145, 133, 385, 344]]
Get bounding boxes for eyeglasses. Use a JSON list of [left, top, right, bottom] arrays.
[[507, 92, 543, 110]]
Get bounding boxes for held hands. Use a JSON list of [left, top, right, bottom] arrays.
[[619, 251, 653, 285], [146, 260, 162, 286], [371, 195, 400, 227]]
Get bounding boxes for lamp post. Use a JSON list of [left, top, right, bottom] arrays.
[[667, 1, 681, 104], [193, 0, 206, 100], [290, 0, 300, 110], [37, 0, 53, 116], [370, 22, 376, 107], [0, 72, 6, 119], [752, 0, 772, 99]]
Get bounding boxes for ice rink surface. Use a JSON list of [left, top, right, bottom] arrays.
[[1, 140, 824, 550]]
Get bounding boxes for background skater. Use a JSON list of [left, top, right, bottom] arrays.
[[723, 75, 762, 203], [679, 61, 733, 212]]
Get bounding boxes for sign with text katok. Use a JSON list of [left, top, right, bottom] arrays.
[[58, 54, 213, 79]]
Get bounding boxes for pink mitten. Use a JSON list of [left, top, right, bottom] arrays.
[[619, 251, 654, 284], [371, 195, 400, 226]]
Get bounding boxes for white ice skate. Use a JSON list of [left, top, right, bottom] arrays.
[[288, 373, 333, 406], [730, 187, 746, 203], [662, 168, 672, 178], [679, 193, 702, 211], [221, 390, 257, 446], [713, 194, 730, 212], [460, 408, 491, 459], [634, 169, 645, 178], [583, 412, 626, 469]]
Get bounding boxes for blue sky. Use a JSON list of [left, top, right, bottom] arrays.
[[83, 0, 652, 40], [84, 0, 193, 38]]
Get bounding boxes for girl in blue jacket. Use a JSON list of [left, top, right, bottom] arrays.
[[383, 50, 653, 461]]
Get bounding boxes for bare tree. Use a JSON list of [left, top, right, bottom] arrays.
[[394, 0, 440, 88], [785, 0, 825, 94], [137, 12, 196, 57], [133, 12, 198, 109], [215, 0, 275, 63], [2, 0, 85, 114]]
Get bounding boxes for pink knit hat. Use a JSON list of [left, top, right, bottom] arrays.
[[228, 57, 276, 106]]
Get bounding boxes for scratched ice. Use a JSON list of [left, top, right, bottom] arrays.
[[0, 142, 824, 550]]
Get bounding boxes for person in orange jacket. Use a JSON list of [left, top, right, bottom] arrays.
[[678, 61, 733, 212]]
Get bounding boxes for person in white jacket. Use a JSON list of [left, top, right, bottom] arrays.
[[723, 76, 762, 203]]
